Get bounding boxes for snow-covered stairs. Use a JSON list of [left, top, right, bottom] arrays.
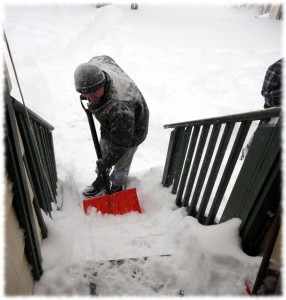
[[72, 210, 178, 262]]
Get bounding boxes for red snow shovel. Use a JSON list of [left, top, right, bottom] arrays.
[[80, 97, 142, 215]]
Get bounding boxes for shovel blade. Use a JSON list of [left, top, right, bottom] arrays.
[[83, 188, 141, 215]]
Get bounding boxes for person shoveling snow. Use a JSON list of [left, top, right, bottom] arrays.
[[74, 55, 149, 199]]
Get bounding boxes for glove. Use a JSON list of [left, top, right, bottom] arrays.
[[96, 159, 105, 175]]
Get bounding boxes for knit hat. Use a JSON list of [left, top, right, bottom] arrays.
[[74, 63, 106, 94]]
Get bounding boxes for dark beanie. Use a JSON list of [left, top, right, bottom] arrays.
[[74, 63, 106, 94]]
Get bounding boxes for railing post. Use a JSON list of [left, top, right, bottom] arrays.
[[162, 128, 184, 187], [220, 120, 281, 254]]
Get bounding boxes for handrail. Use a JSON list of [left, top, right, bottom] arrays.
[[12, 97, 55, 131], [164, 107, 281, 129]]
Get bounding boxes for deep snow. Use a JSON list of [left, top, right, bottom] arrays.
[[2, 1, 283, 296]]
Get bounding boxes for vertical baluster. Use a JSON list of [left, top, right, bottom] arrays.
[[162, 128, 184, 187], [196, 122, 235, 223], [172, 126, 193, 194], [189, 123, 221, 219], [205, 120, 252, 225], [176, 126, 200, 207], [184, 125, 210, 211]]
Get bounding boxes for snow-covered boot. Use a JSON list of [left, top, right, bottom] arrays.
[[83, 175, 109, 197], [111, 185, 125, 193]]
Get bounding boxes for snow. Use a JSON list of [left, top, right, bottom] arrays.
[[2, 0, 283, 296]]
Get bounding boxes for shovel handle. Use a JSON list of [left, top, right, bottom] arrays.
[[80, 97, 111, 195], [80, 98, 102, 158]]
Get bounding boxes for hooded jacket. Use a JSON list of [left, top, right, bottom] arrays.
[[87, 55, 149, 169]]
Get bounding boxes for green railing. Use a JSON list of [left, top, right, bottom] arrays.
[[12, 99, 57, 215], [5, 78, 57, 279], [162, 108, 281, 238]]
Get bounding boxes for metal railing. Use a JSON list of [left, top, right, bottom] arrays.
[[5, 80, 57, 279], [162, 108, 281, 226], [12, 98, 57, 216]]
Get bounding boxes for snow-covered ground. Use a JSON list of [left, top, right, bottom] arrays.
[[2, 1, 283, 296]]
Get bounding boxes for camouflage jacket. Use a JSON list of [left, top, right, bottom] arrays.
[[87, 55, 149, 169]]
